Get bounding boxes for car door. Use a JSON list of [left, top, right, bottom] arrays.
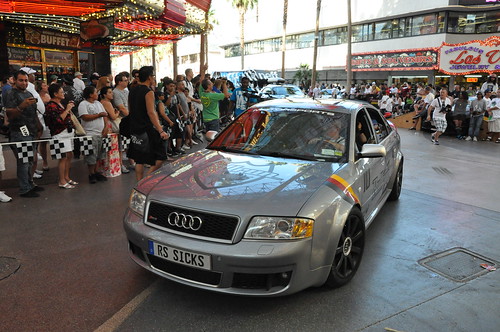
[[365, 107, 396, 207], [352, 108, 379, 219]]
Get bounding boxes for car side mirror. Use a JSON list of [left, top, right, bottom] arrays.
[[358, 144, 386, 158]]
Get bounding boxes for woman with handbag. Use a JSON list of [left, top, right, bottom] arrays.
[[44, 83, 77, 189], [99, 86, 127, 176]]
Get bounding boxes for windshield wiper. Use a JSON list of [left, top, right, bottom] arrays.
[[258, 151, 318, 161]]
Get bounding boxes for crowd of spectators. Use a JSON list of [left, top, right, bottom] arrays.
[[0, 67, 499, 202]]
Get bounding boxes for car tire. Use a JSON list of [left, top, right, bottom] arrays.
[[325, 207, 365, 288], [388, 162, 403, 201]]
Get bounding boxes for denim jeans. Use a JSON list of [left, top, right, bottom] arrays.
[[468, 116, 483, 138], [9, 131, 35, 194]]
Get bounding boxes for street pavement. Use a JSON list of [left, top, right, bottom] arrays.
[[0, 129, 499, 332]]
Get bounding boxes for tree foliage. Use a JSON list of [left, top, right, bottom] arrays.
[[293, 64, 312, 89]]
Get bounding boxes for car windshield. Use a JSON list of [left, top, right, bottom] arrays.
[[209, 108, 350, 162], [272, 86, 304, 96]]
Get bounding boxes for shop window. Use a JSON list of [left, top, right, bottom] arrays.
[[362, 24, 374, 41], [352, 25, 363, 43], [323, 29, 338, 46], [437, 12, 446, 33], [446, 11, 499, 34], [374, 21, 392, 40], [391, 19, 404, 38], [412, 14, 438, 36]]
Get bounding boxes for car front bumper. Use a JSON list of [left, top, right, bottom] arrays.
[[124, 209, 331, 296]]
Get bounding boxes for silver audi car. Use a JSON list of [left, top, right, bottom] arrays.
[[124, 99, 403, 296]]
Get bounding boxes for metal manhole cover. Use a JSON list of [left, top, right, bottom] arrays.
[[0, 257, 21, 280], [418, 247, 497, 282]]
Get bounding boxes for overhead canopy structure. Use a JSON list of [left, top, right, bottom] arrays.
[[0, 0, 211, 53]]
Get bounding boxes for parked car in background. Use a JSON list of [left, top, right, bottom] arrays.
[[258, 84, 306, 101], [124, 98, 404, 296]]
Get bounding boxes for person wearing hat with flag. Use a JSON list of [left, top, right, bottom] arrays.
[[73, 72, 85, 92]]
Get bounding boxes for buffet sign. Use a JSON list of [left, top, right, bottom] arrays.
[[24, 26, 81, 49], [438, 36, 500, 75]]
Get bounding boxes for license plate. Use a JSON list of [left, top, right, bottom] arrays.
[[148, 240, 211, 271]]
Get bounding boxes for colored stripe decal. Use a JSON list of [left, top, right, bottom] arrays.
[[327, 174, 360, 205]]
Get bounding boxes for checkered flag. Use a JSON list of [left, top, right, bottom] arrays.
[[102, 137, 112, 152], [15, 142, 35, 163], [49, 139, 66, 160], [79, 137, 93, 156], [121, 136, 130, 151]]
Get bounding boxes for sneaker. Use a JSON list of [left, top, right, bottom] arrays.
[[434, 141, 440, 145], [182, 144, 191, 150], [20, 189, 40, 198], [473, 137, 478, 142], [128, 163, 136, 170], [35, 169, 44, 175], [89, 174, 97, 184], [121, 165, 130, 174], [431, 134, 435, 143], [33, 172, 43, 179], [32, 186, 44, 192], [0, 191, 12, 203], [465, 136, 472, 141], [95, 173, 108, 181]]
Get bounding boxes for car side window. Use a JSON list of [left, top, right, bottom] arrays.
[[356, 109, 376, 152], [367, 108, 390, 142]]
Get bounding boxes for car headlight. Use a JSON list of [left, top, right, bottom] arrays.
[[244, 216, 314, 240], [129, 189, 147, 216]]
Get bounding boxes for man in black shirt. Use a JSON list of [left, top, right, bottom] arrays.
[[4, 70, 44, 197]]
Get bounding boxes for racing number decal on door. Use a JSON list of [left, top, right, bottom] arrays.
[[364, 170, 370, 191]]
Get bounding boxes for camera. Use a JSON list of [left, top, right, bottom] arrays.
[[440, 105, 452, 113]]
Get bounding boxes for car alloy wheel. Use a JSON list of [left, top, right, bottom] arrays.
[[325, 207, 365, 288]]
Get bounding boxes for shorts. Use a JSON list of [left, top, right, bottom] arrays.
[[452, 114, 466, 121], [0, 146, 5, 171], [52, 128, 75, 153], [204, 119, 220, 132], [433, 117, 447, 132], [127, 127, 167, 165], [488, 118, 500, 133], [84, 135, 106, 165]]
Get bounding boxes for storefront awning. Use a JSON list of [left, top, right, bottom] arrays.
[[0, 0, 123, 17], [0, 0, 211, 50]]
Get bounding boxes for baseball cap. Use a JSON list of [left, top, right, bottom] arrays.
[[20, 67, 36, 75], [74, 71, 83, 76]]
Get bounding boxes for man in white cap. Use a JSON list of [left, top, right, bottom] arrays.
[[20, 67, 50, 175], [73, 71, 85, 92]]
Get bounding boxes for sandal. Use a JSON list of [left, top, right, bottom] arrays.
[[68, 180, 79, 185], [59, 183, 75, 189]]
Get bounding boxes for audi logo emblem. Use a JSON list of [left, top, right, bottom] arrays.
[[167, 212, 203, 231]]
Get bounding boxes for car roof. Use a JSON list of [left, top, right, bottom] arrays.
[[263, 84, 301, 88], [250, 98, 369, 113]]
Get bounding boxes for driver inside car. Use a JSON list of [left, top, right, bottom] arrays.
[[307, 119, 345, 154]]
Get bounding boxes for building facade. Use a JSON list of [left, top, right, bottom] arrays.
[[216, 0, 500, 87]]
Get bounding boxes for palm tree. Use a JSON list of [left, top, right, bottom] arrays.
[[281, 0, 288, 79], [311, 0, 321, 89], [230, 0, 258, 70], [293, 64, 312, 91]]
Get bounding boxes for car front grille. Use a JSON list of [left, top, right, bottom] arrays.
[[146, 202, 239, 241], [147, 254, 222, 286]]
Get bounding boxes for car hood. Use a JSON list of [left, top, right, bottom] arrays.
[[137, 150, 343, 217]]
